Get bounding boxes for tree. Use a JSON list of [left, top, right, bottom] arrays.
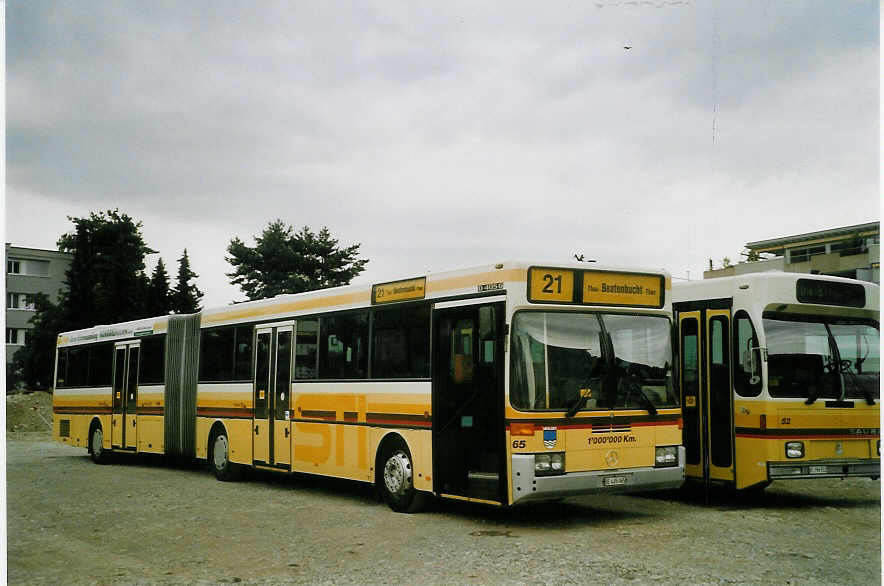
[[15, 209, 157, 390], [226, 220, 369, 300], [146, 258, 172, 316], [743, 249, 761, 262], [57, 209, 156, 328], [171, 249, 203, 314]]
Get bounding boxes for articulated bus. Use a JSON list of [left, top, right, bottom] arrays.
[[53, 261, 684, 511], [673, 272, 879, 490]]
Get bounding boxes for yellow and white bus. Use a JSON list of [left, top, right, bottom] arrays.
[[53, 261, 684, 511], [673, 272, 879, 490]]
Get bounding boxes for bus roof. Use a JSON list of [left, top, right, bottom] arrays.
[[673, 271, 879, 312], [57, 260, 671, 345]]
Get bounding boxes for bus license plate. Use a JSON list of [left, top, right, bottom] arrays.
[[603, 475, 627, 487], [809, 466, 827, 474]]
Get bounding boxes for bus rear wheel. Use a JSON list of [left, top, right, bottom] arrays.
[[379, 439, 427, 513], [89, 424, 109, 465], [210, 430, 242, 481]]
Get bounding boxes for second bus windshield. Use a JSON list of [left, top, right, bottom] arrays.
[[509, 312, 676, 412], [763, 315, 880, 402]]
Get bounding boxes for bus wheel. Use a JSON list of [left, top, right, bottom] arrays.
[[210, 430, 241, 481], [379, 440, 427, 513], [89, 424, 109, 465]]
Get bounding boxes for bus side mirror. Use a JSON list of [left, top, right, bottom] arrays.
[[748, 345, 766, 386]]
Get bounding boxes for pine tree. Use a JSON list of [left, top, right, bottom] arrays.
[[171, 249, 203, 314], [226, 220, 368, 300], [57, 209, 155, 328], [146, 258, 172, 316]]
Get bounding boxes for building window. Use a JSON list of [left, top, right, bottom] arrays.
[[7, 293, 36, 310], [5, 328, 27, 345], [6, 258, 49, 276], [789, 246, 825, 264]]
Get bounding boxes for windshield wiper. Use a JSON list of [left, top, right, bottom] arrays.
[[565, 390, 591, 418], [621, 374, 657, 415], [633, 384, 658, 416], [842, 363, 876, 406]]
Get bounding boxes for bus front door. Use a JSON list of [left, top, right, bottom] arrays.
[[704, 310, 734, 482], [678, 307, 735, 485], [253, 324, 293, 468], [111, 342, 140, 451], [432, 300, 505, 503], [679, 312, 703, 480]]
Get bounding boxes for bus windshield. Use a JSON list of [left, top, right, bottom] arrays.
[[509, 312, 677, 412], [763, 315, 880, 402]]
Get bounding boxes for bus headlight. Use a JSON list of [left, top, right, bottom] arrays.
[[786, 441, 804, 459], [655, 446, 678, 468], [535, 453, 565, 476]]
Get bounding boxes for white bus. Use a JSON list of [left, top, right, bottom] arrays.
[[673, 272, 879, 490]]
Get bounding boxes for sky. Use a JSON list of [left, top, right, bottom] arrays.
[[5, 1, 880, 308]]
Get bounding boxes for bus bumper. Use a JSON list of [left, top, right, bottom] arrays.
[[510, 448, 686, 505], [768, 459, 880, 480]]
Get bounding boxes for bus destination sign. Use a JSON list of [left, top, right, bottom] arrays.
[[372, 277, 427, 305], [582, 271, 664, 308]]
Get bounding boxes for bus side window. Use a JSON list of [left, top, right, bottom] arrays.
[[733, 310, 762, 397], [294, 319, 319, 380]]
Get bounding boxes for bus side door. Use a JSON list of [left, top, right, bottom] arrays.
[[677, 306, 735, 484], [679, 312, 703, 480], [432, 300, 505, 503], [111, 342, 140, 451], [705, 310, 734, 482], [253, 324, 293, 468]]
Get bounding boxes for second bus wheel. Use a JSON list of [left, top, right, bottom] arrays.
[[89, 423, 110, 465], [209, 430, 242, 481], [378, 439, 428, 513]]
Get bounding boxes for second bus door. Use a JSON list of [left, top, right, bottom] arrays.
[[253, 325, 293, 468]]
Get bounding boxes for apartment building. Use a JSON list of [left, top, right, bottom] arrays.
[[704, 221, 880, 284], [5, 244, 72, 365]]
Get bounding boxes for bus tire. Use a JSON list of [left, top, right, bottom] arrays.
[[209, 428, 242, 482], [89, 422, 109, 465], [378, 438, 428, 513]]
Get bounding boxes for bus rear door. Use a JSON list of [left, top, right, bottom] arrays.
[[111, 341, 140, 451]]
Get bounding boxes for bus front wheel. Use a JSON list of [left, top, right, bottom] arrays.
[[379, 439, 427, 513]]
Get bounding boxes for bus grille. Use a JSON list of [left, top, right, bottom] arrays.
[[59, 419, 71, 438], [592, 423, 632, 434]]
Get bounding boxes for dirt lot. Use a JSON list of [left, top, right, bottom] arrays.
[[5, 393, 882, 585]]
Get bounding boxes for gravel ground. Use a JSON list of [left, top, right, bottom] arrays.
[[6, 432, 880, 585]]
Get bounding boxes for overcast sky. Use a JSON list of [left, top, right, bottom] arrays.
[[5, 1, 880, 307]]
